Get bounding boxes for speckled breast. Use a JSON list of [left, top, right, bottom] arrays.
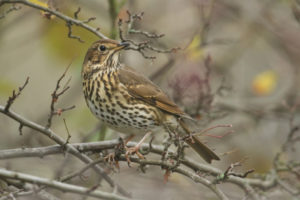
[[82, 69, 161, 134]]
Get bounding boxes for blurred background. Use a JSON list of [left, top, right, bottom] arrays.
[[1, 0, 300, 199]]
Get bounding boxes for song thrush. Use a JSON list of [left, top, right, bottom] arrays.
[[81, 39, 220, 163]]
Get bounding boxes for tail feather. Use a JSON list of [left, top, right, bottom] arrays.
[[186, 136, 220, 163], [178, 119, 220, 163]]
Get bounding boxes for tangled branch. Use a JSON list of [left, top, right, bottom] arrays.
[[46, 65, 75, 128], [118, 11, 180, 60], [0, 0, 108, 40], [0, 72, 130, 197], [0, 168, 131, 200]]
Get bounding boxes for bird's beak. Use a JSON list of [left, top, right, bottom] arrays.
[[115, 42, 130, 51]]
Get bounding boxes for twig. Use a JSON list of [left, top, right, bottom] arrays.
[[182, 124, 232, 141], [4, 77, 29, 112], [63, 118, 71, 145], [18, 124, 23, 136], [0, 168, 131, 200], [0, 3, 21, 19], [46, 65, 75, 128], [0, 0, 108, 39], [0, 140, 275, 193], [116, 156, 229, 200], [0, 107, 130, 197], [74, 7, 80, 19], [223, 162, 255, 179], [66, 21, 84, 43], [118, 11, 180, 60], [128, 29, 165, 38], [60, 158, 105, 183]]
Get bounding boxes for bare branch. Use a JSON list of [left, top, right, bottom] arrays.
[[4, 77, 29, 112], [0, 106, 130, 197], [128, 29, 165, 39], [46, 65, 75, 128], [66, 21, 84, 43], [63, 118, 71, 145], [0, 168, 131, 200], [0, 0, 108, 39], [118, 11, 180, 60], [83, 16, 96, 24], [74, 7, 80, 19], [0, 3, 21, 19]]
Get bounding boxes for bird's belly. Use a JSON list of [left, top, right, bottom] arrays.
[[87, 98, 160, 135]]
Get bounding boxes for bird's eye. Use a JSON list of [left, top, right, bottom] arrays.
[[99, 45, 106, 51]]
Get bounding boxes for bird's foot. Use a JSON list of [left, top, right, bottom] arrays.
[[182, 132, 195, 143], [104, 152, 120, 169], [125, 131, 152, 166]]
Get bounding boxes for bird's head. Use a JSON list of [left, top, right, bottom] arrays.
[[82, 39, 129, 77]]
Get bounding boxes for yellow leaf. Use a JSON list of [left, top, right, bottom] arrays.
[[28, 0, 49, 8], [186, 35, 204, 61], [252, 70, 277, 96], [28, 0, 56, 19]]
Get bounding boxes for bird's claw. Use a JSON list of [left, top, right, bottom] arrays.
[[125, 146, 145, 166], [104, 152, 120, 169]]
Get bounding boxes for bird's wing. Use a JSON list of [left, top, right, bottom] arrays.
[[118, 66, 184, 116]]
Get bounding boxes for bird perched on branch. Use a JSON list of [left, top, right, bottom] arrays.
[[81, 39, 220, 163]]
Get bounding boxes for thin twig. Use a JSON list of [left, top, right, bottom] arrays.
[[66, 21, 84, 43], [0, 108, 130, 196], [118, 10, 180, 60], [0, 168, 131, 200], [4, 77, 29, 112], [63, 118, 71, 145], [0, 0, 108, 39], [46, 65, 75, 128], [0, 3, 21, 19]]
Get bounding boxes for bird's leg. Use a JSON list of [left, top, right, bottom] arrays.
[[124, 134, 135, 144], [125, 131, 152, 164], [104, 137, 124, 169], [177, 118, 195, 143]]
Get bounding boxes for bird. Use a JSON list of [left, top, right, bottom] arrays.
[[81, 39, 220, 163]]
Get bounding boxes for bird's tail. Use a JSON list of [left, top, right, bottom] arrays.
[[178, 119, 220, 163]]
